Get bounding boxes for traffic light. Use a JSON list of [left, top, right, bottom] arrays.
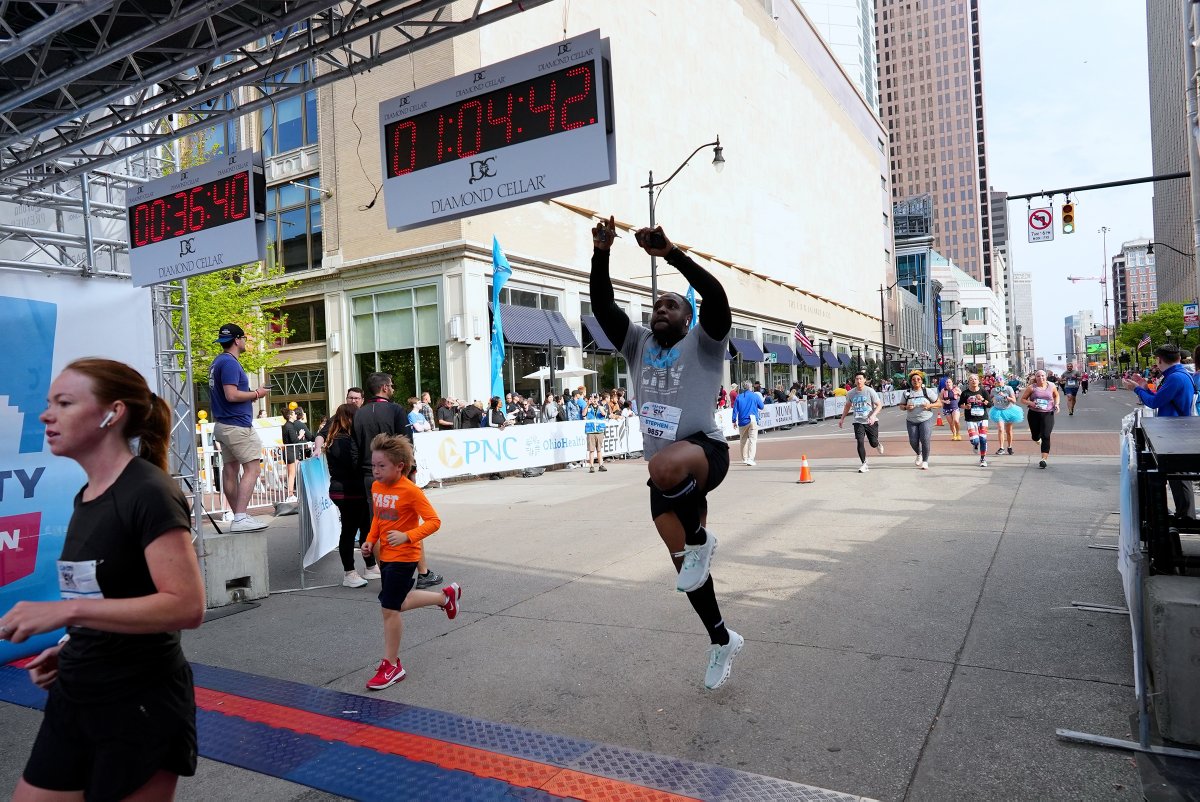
[[1061, 202, 1075, 234]]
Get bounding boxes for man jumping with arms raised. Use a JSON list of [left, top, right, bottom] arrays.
[[590, 216, 742, 690]]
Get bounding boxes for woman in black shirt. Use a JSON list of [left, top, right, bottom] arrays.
[[0, 358, 205, 801], [324, 403, 377, 586]]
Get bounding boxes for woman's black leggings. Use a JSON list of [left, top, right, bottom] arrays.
[[1027, 410, 1054, 454], [332, 495, 374, 571]]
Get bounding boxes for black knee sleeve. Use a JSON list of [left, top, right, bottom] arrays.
[[649, 474, 705, 540]]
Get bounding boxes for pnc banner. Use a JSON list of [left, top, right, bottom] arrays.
[[0, 273, 154, 663]]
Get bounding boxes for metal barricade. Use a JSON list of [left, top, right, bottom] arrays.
[[198, 441, 308, 518]]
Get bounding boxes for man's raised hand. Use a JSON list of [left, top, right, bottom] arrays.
[[634, 226, 674, 257], [592, 215, 616, 251]]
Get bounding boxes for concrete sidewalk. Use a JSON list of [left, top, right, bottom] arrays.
[[0, 452, 1139, 801]]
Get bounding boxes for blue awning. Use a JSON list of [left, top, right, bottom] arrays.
[[763, 342, 797, 365], [729, 337, 765, 362], [581, 315, 618, 351], [821, 350, 840, 368], [838, 353, 853, 368], [798, 348, 822, 368], [495, 303, 580, 347]]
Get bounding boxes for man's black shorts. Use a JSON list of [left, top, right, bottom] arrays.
[[648, 431, 730, 519], [24, 663, 197, 798], [378, 560, 419, 611]]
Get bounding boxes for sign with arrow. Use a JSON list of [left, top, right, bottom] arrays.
[[1028, 208, 1054, 243]]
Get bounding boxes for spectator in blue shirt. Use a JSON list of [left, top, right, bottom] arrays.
[[1124, 344, 1194, 517], [584, 393, 608, 473], [731, 380, 764, 466]]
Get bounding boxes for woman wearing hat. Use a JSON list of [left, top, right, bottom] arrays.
[[901, 370, 942, 470]]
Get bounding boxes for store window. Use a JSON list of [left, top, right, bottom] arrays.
[[486, 285, 567, 398], [730, 325, 758, 386], [261, 64, 318, 157], [763, 331, 794, 390], [267, 368, 328, 424], [272, 299, 326, 345], [352, 285, 442, 402]]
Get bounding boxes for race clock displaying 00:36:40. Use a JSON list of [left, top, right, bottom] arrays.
[[384, 62, 599, 178], [128, 171, 254, 249]]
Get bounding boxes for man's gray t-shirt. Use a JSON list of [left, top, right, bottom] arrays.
[[846, 387, 881, 423], [620, 321, 726, 459], [1061, 370, 1080, 391]]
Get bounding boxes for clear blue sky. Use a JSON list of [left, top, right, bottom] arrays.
[[981, 0, 1153, 366]]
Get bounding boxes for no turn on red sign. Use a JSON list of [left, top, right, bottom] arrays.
[[1028, 208, 1054, 243]]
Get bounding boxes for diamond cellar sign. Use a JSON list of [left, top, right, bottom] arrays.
[[379, 30, 616, 231]]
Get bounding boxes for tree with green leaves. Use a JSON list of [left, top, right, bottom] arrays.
[[1115, 303, 1196, 362]]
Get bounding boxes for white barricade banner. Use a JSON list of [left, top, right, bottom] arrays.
[[298, 456, 341, 568], [824, 397, 847, 419], [758, 402, 799, 429], [1118, 416, 1145, 700]]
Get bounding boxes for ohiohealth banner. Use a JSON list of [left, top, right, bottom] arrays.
[[0, 274, 154, 663]]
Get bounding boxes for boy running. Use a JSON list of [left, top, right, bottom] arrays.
[[361, 434, 461, 690]]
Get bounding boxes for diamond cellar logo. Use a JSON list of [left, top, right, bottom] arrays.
[[469, 157, 497, 184]]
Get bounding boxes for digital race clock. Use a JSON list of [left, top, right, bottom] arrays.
[[379, 29, 616, 231], [126, 148, 265, 287]]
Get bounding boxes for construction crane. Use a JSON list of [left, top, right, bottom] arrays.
[[1066, 274, 1112, 370]]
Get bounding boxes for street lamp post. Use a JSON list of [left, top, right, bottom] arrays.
[[641, 138, 724, 301], [1098, 226, 1113, 369]]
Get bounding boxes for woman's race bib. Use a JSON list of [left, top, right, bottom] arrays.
[[1034, 397, 1052, 412], [969, 406, 985, 418]]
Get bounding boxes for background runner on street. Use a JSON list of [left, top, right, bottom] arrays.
[[838, 372, 884, 473], [940, 377, 961, 441], [1059, 363, 1081, 415], [902, 370, 941, 470], [959, 374, 992, 468], [989, 381, 1022, 455]]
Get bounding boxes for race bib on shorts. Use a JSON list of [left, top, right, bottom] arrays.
[[640, 401, 682, 441], [57, 560, 103, 600]]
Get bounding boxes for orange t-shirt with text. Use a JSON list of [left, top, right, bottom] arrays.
[[365, 476, 441, 563]]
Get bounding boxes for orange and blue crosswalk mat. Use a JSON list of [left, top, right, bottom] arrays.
[[0, 662, 864, 801]]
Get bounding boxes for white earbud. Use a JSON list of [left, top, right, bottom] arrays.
[[99, 411, 116, 429]]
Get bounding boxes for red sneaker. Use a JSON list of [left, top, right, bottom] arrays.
[[365, 659, 405, 690], [442, 582, 462, 620]]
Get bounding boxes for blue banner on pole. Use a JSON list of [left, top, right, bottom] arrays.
[[685, 286, 697, 329], [490, 237, 513, 401]]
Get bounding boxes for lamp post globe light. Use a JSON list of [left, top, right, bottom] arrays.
[[641, 137, 724, 300]]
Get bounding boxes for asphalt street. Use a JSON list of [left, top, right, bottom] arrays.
[[0, 389, 1145, 801]]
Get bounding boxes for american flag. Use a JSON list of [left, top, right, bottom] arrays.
[[793, 321, 815, 353], [1138, 333, 1151, 350]]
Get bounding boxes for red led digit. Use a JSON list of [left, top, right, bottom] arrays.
[[151, 198, 168, 243], [189, 185, 206, 231], [229, 173, 249, 220], [528, 81, 557, 133], [132, 203, 149, 247], [391, 120, 417, 175], [211, 176, 227, 220], [437, 115, 446, 162], [457, 100, 483, 158], [487, 94, 513, 144], [560, 66, 592, 131], [172, 190, 189, 237]]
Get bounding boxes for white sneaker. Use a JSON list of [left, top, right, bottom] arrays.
[[876, 442, 885, 455], [744, 459, 756, 467], [284, 495, 298, 503], [704, 630, 745, 690], [979, 459, 988, 468], [222, 511, 235, 522], [362, 566, 382, 580], [675, 530, 717, 593], [914, 455, 923, 466], [342, 572, 368, 588], [921, 461, 930, 470], [858, 463, 869, 473], [230, 516, 268, 532]]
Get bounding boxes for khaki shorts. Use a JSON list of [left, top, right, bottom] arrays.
[[214, 422, 263, 465], [587, 431, 605, 451]]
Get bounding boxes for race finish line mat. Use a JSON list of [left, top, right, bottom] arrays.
[[0, 662, 874, 801]]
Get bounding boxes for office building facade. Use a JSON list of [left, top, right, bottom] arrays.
[[1010, 271, 1034, 374], [876, 0, 995, 289], [799, 0, 879, 111], [1112, 238, 1158, 324]]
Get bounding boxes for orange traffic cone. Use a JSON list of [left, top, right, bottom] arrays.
[[796, 454, 815, 484], [935, 413, 945, 427]]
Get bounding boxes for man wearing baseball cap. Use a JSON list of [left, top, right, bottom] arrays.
[[209, 323, 270, 532]]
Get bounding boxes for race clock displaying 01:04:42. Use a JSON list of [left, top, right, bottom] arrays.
[[384, 62, 599, 178]]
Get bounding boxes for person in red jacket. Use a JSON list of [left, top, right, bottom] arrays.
[[360, 434, 461, 690]]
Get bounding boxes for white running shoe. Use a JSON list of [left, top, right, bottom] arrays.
[[858, 463, 869, 473], [921, 461, 930, 470], [979, 459, 988, 468], [222, 511, 235, 522], [284, 495, 298, 503], [230, 516, 268, 532], [744, 459, 756, 467], [704, 630, 744, 690], [675, 530, 717, 593], [914, 455, 923, 467], [876, 442, 885, 455], [342, 571, 368, 588], [362, 566, 382, 580]]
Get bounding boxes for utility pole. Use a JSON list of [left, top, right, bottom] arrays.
[[1098, 226, 1112, 371]]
